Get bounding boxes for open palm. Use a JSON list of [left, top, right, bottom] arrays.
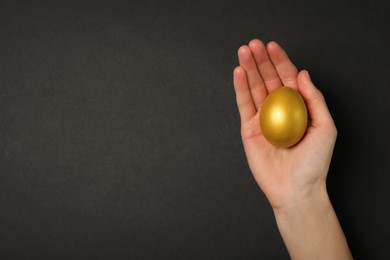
[[233, 40, 337, 210]]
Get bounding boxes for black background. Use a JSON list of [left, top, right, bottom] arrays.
[[1, 0, 389, 259]]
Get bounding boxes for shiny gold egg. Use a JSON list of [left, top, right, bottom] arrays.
[[260, 86, 308, 148]]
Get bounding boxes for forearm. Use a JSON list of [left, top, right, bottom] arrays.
[[273, 186, 352, 260]]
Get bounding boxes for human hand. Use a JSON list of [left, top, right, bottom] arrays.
[[233, 40, 352, 259], [233, 40, 337, 211]]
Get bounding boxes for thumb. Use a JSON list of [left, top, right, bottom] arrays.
[[297, 70, 334, 128]]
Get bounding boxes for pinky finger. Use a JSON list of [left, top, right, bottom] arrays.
[[233, 66, 257, 124]]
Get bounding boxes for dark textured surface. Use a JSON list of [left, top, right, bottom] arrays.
[[1, 0, 389, 259]]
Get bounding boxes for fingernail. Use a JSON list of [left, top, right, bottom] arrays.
[[306, 70, 311, 80]]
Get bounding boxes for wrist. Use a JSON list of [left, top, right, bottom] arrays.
[[272, 182, 330, 218]]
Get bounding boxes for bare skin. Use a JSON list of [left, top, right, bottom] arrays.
[[233, 39, 353, 259]]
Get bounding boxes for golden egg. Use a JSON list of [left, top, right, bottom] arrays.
[[260, 86, 308, 148]]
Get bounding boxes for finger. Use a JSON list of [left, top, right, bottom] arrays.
[[248, 39, 282, 93], [267, 41, 299, 90], [237, 45, 267, 109], [297, 70, 335, 128], [233, 66, 257, 124]]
